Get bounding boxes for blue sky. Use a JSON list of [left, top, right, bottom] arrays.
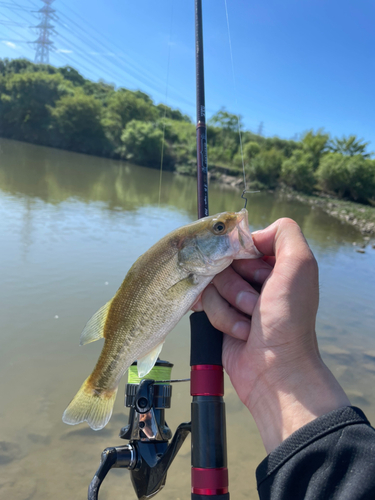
[[1, 0, 374, 146]]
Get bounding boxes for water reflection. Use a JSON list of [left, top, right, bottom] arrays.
[[0, 138, 374, 500], [0, 138, 364, 252]]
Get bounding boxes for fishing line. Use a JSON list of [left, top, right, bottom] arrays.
[[154, 379, 190, 384], [158, 1, 174, 207], [224, 0, 256, 209]]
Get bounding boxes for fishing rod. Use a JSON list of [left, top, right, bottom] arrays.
[[195, 0, 209, 219], [86, 2, 229, 499], [189, 1, 229, 499]]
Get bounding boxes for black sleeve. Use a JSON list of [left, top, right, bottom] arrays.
[[256, 406, 375, 500]]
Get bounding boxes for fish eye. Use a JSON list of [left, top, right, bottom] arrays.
[[213, 221, 226, 234]]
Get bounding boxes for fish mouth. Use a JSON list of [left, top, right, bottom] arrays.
[[232, 209, 262, 259]]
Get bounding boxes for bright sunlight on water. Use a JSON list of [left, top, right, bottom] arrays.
[[0, 138, 374, 499]]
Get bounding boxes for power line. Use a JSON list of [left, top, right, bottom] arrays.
[[0, 5, 69, 68], [0, 16, 31, 57], [4, 3, 141, 87], [13, 0, 195, 112], [55, 11, 177, 94], [53, 37, 116, 83], [54, 0, 195, 109], [0, 2, 36, 58], [4, 0, 197, 115], [3, 1, 68, 68], [0, 1, 30, 10], [54, 31, 134, 88], [0, 10, 31, 42], [22, 0, 180, 102], [0, 20, 28, 25]]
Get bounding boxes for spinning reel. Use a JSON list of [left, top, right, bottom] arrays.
[[88, 312, 229, 500]]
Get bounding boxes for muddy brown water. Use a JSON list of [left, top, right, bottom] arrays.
[[0, 138, 374, 499]]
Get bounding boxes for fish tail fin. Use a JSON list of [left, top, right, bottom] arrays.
[[62, 378, 117, 431]]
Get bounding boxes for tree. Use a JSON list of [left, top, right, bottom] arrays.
[[83, 79, 115, 103], [0, 57, 57, 76], [162, 119, 196, 165], [316, 153, 375, 202], [119, 120, 172, 168], [0, 71, 71, 143], [281, 150, 316, 193], [49, 91, 108, 155], [263, 136, 299, 158], [207, 108, 243, 164], [249, 149, 283, 188], [0, 58, 33, 76], [244, 141, 261, 162], [300, 129, 329, 169], [209, 107, 242, 132], [157, 103, 191, 122], [328, 135, 372, 158], [133, 90, 154, 105], [58, 66, 86, 87], [102, 90, 158, 149]]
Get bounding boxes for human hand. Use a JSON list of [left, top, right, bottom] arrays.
[[193, 218, 350, 453]]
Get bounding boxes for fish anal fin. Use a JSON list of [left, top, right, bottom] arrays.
[[79, 301, 112, 346], [137, 343, 164, 378]]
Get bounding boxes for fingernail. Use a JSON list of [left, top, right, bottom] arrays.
[[236, 291, 258, 313], [253, 268, 271, 283], [232, 320, 251, 339]]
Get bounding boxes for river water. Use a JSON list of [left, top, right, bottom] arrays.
[[0, 137, 374, 499]]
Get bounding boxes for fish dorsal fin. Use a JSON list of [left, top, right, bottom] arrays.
[[137, 342, 164, 378], [79, 301, 112, 346]]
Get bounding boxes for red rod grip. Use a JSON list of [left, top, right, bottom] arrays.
[[192, 467, 229, 495], [191, 365, 224, 396]]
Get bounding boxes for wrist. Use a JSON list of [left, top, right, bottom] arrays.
[[245, 354, 351, 454]]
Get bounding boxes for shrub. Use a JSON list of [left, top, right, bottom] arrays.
[[281, 150, 316, 193], [163, 119, 196, 165], [248, 149, 283, 188], [50, 91, 108, 155], [102, 90, 158, 149], [244, 141, 260, 161], [301, 129, 329, 169], [119, 120, 172, 169], [0, 71, 71, 144], [263, 136, 299, 158], [231, 151, 245, 169], [317, 153, 375, 203]]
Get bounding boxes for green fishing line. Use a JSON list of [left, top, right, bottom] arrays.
[[127, 364, 172, 384]]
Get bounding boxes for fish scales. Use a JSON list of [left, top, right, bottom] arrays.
[[62, 209, 261, 430], [92, 246, 190, 389]]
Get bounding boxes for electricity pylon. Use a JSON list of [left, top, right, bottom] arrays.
[[32, 0, 56, 64]]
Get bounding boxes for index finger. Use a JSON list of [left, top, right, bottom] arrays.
[[252, 218, 315, 265]]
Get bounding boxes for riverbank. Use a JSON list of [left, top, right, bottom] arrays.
[[210, 171, 375, 239], [276, 186, 375, 238]]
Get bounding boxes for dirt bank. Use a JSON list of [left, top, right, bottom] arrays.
[[276, 186, 375, 236], [211, 172, 375, 237]]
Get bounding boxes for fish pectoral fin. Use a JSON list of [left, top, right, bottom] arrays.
[[79, 301, 112, 346], [137, 342, 165, 378], [165, 274, 198, 300]]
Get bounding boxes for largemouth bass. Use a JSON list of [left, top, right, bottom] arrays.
[[62, 209, 261, 430]]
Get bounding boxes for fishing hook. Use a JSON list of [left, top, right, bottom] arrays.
[[241, 189, 260, 209]]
